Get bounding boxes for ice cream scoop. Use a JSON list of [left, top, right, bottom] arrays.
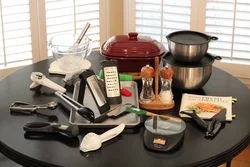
[[80, 123, 125, 152]]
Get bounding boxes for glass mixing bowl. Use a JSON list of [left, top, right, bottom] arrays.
[[48, 33, 92, 72]]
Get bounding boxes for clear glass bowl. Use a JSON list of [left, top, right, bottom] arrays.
[[48, 33, 92, 72]]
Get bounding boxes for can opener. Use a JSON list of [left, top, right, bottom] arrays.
[[180, 108, 226, 137], [80, 123, 125, 152], [30, 72, 66, 93]]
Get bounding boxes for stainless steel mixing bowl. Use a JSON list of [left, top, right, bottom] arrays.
[[162, 52, 221, 90], [166, 31, 218, 63]]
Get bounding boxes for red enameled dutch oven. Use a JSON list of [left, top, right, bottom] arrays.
[[100, 32, 166, 72]]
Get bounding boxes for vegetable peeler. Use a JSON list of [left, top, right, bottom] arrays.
[[180, 108, 227, 137], [23, 122, 79, 137]]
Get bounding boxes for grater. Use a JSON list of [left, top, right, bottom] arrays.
[[101, 60, 122, 105]]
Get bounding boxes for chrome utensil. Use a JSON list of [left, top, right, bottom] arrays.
[[55, 92, 95, 122], [68, 22, 91, 52], [10, 101, 58, 114], [76, 22, 91, 44]]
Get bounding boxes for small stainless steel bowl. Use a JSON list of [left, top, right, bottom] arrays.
[[166, 30, 218, 63], [162, 52, 221, 90]]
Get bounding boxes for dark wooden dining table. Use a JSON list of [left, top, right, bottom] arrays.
[[0, 51, 249, 167]]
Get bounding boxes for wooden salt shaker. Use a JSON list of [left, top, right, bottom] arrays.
[[159, 65, 174, 104]]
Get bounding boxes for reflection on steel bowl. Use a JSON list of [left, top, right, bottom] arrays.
[[162, 52, 221, 90], [166, 30, 218, 63]]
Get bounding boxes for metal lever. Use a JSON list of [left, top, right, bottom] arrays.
[[55, 92, 95, 122]]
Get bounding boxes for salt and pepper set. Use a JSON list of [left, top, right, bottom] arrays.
[[139, 57, 175, 110]]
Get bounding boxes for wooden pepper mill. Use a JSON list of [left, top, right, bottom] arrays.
[[140, 65, 155, 103]]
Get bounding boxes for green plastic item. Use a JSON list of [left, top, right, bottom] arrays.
[[125, 107, 147, 115], [99, 70, 133, 81]]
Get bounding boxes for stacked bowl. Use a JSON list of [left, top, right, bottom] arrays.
[[162, 30, 221, 90]]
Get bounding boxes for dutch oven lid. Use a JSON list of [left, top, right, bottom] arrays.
[[162, 52, 219, 67], [166, 30, 218, 45], [101, 32, 166, 57]]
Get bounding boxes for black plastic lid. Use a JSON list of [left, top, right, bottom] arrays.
[[166, 30, 218, 45], [162, 52, 217, 67]]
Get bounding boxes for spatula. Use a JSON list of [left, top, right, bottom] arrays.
[[125, 107, 182, 122]]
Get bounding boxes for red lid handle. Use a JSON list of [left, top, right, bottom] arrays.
[[128, 32, 138, 40]]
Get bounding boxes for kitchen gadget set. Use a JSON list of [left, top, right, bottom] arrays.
[[9, 29, 229, 154]]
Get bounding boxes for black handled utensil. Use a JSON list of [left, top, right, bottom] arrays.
[[55, 92, 95, 122], [180, 110, 208, 130], [93, 104, 135, 123], [23, 122, 79, 137], [206, 108, 226, 137]]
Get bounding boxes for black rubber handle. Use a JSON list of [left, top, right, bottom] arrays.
[[206, 121, 221, 137], [180, 110, 208, 130], [24, 122, 79, 137], [54, 125, 79, 137], [209, 36, 218, 40], [23, 122, 52, 132], [206, 119, 216, 135], [93, 113, 109, 123], [214, 56, 222, 60]]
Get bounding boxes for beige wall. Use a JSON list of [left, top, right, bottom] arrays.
[[108, 0, 124, 38]]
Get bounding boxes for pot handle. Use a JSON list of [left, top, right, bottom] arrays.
[[208, 36, 218, 41], [213, 56, 222, 60]]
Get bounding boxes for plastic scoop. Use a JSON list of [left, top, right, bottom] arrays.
[[80, 123, 125, 152]]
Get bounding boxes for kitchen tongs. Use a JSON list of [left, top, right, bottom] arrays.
[[55, 92, 95, 122], [180, 108, 226, 137]]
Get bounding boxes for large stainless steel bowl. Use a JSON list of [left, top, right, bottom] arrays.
[[162, 52, 221, 90], [166, 31, 218, 63]]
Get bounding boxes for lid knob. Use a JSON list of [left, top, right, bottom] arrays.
[[128, 32, 138, 40]]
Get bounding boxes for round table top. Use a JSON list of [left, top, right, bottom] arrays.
[[0, 51, 249, 167]]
